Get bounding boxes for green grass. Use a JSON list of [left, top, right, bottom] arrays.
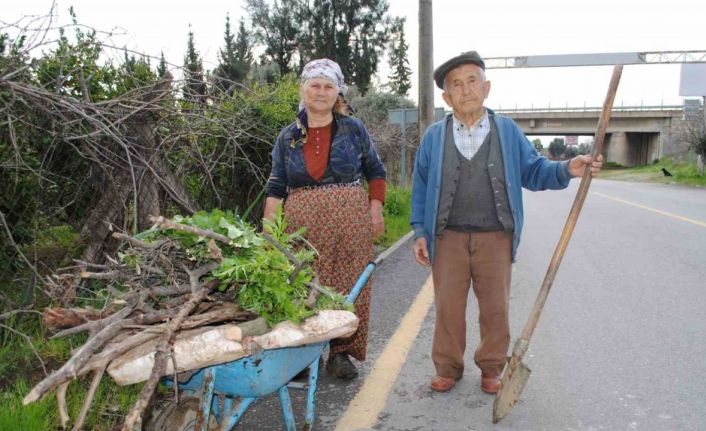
[[0, 376, 142, 431], [0, 314, 142, 430], [598, 156, 706, 187], [0, 380, 54, 430], [376, 185, 412, 248]]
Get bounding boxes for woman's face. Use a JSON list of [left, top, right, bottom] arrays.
[[301, 78, 338, 115]]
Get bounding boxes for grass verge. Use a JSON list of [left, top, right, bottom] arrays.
[[598, 156, 706, 187], [0, 314, 142, 430], [375, 185, 412, 249]]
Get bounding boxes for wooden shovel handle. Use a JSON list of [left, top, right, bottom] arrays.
[[519, 65, 623, 344]]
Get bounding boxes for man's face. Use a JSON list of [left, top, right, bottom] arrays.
[[441, 64, 491, 119]]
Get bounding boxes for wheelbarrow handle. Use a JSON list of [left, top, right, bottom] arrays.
[[345, 262, 377, 305]]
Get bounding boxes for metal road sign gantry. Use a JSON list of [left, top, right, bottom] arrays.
[[483, 50, 706, 69]]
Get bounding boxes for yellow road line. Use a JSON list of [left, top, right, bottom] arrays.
[[592, 192, 706, 228], [335, 275, 435, 430]]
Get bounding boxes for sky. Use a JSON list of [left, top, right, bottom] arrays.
[[3, 0, 705, 112]]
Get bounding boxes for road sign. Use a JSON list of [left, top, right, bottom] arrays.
[[680, 64, 706, 96], [387, 108, 446, 125]]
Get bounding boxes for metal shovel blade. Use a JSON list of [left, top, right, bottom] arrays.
[[492, 361, 532, 424]]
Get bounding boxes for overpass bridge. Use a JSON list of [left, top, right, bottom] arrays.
[[495, 105, 689, 167]]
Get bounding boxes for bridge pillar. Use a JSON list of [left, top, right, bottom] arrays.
[[605, 132, 630, 166]]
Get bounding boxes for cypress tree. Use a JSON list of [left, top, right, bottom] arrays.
[[387, 19, 411, 97], [234, 19, 254, 72], [157, 50, 167, 78], [183, 26, 206, 104], [214, 16, 254, 93]]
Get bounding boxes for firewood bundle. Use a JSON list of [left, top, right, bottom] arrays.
[[23, 209, 345, 430]]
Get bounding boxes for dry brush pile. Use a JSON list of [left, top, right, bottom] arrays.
[[1, 16, 299, 289], [0, 16, 328, 430]]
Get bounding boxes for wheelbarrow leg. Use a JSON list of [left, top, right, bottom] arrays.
[[220, 397, 257, 431], [195, 368, 216, 431], [304, 357, 320, 431], [278, 386, 297, 431]]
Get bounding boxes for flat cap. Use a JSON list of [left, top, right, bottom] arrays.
[[433, 51, 485, 90]]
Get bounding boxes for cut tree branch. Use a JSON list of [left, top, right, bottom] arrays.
[[121, 279, 219, 430], [149, 216, 230, 243]]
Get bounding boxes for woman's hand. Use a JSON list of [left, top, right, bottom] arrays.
[[369, 199, 385, 238], [263, 197, 283, 221]]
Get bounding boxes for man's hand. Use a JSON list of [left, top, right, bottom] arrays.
[[568, 153, 604, 178], [412, 237, 430, 266], [370, 199, 384, 238]]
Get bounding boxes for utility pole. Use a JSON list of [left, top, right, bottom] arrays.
[[418, 0, 434, 137], [701, 96, 705, 175]]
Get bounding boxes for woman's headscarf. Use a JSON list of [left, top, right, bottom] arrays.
[[298, 58, 353, 115], [300, 58, 346, 92]]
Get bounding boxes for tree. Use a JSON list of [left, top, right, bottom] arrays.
[[531, 138, 543, 153], [349, 87, 415, 125], [678, 112, 706, 175], [577, 142, 592, 155], [213, 16, 253, 93], [563, 145, 578, 158], [548, 138, 566, 159], [336, 0, 392, 94], [117, 50, 154, 93], [35, 9, 116, 101], [246, 0, 301, 75], [183, 26, 206, 104], [247, 0, 396, 95], [387, 18, 411, 97], [157, 51, 167, 78], [234, 19, 254, 74], [249, 60, 282, 85], [348, 87, 416, 184]]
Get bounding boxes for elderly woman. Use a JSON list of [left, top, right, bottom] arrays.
[[263, 59, 387, 379]]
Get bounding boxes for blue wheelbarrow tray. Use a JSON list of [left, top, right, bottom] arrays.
[[151, 261, 378, 431]]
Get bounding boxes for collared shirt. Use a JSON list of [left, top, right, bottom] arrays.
[[452, 111, 490, 160]]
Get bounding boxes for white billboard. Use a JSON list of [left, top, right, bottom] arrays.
[[679, 64, 706, 97]]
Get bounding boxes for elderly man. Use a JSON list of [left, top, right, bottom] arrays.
[[410, 51, 602, 393]]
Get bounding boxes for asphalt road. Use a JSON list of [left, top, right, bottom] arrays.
[[223, 179, 706, 431]]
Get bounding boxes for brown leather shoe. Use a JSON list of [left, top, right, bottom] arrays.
[[481, 374, 500, 394], [430, 376, 456, 392]]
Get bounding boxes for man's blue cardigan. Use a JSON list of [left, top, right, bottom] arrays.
[[410, 110, 572, 263]]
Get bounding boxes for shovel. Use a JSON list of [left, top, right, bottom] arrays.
[[492, 64, 623, 424]]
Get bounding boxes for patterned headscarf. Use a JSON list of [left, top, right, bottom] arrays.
[[300, 58, 346, 92]]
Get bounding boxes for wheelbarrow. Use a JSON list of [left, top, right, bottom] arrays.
[[145, 260, 379, 431]]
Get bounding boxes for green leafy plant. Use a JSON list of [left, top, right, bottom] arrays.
[[122, 208, 348, 326], [213, 207, 344, 325]]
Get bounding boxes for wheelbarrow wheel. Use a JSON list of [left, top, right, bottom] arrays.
[[144, 397, 218, 431]]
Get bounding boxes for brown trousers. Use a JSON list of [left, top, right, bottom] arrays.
[[431, 230, 512, 379]]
